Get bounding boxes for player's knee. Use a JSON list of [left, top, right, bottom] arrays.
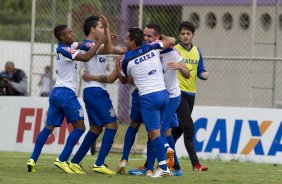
[[105, 122, 118, 131]]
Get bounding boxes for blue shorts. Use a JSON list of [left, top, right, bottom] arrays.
[[140, 90, 169, 131], [161, 95, 181, 133], [130, 88, 143, 124], [83, 87, 117, 126], [46, 87, 84, 127]]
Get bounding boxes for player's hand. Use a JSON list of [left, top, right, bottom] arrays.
[[167, 61, 179, 70], [201, 71, 208, 80], [111, 34, 120, 41], [82, 71, 92, 82], [100, 15, 109, 29]]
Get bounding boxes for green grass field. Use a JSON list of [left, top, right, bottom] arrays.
[[0, 151, 281, 184]]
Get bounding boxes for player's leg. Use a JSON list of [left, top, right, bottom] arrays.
[[27, 88, 62, 172], [141, 90, 170, 177], [166, 114, 182, 176], [178, 93, 208, 171], [92, 88, 117, 175], [117, 89, 142, 174], [54, 88, 85, 174], [69, 89, 103, 174]]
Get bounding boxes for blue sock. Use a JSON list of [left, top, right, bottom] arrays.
[[31, 127, 52, 162], [121, 126, 138, 161], [166, 134, 179, 166], [95, 128, 116, 166], [151, 136, 167, 170], [58, 128, 84, 162], [146, 140, 156, 171], [71, 131, 99, 164]]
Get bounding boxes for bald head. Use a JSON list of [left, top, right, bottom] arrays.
[[5, 61, 15, 73]]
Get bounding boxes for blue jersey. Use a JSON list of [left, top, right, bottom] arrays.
[[121, 42, 165, 96]]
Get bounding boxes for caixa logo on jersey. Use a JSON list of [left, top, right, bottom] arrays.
[[194, 118, 282, 156]]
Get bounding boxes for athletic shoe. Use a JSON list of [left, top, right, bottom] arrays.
[[93, 164, 116, 175], [193, 164, 208, 171], [146, 170, 153, 177], [166, 147, 174, 169], [151, 167, 170, 178], [128, 166, 146, 175], [68, 162, 85, 174], [170, 169, 183, 176], [54, 158, 74, 174], [116, 160, 127, 174], [27, 159, 36, 172]]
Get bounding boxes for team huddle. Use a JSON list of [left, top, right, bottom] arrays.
[[26, 15, 208, 178]]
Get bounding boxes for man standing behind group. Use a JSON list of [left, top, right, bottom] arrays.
[[172, 21, 208, 171]]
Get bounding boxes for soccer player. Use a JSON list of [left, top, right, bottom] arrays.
[[26, 24, 106, 173], [68, 15, 120, 175], [172, 21, 209, 172], [119, 27, 175, 177]]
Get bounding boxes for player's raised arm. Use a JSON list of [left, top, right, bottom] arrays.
[[96, 15, 113, 55], [161, 35, 176, 50], [167, 61, 190, 79], [75, 31, 106, 62]]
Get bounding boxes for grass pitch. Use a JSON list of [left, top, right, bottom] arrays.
[[0, 151, 281, 184]]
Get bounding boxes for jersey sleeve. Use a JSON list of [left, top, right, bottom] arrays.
[[71, 42, 79, 49], [173, 49, 183, 63], [197, 48, 207, 79], [148, 40, 163, 50], [58, 46, 80, 60]]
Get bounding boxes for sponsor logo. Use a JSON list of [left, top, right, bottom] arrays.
[[194, 118, 282, 156], [134, 52, 155, 64], [148, 70, 156, 75]]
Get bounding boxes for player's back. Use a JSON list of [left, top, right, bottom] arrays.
[[122, 43, 165, 96], [54, 42, 80, 91], [160, 48, 182, 98], [80, 39, 107, 90]]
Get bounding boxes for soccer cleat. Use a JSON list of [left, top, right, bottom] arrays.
[[116, 160, 127, 174], [166, 147, 175, 169], [193, 164, 208, 171], [170, 169, 183, 176], [27, 159, 36, 172], [128, 166, 146, 175], [68, 162, 85, 174], [146, 170, 153, 177], [93, 164, 116, 175], [151, 167, 170, 178], [54, 158, 75, 174]]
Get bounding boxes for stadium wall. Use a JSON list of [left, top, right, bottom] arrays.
[[0, 97, 282, 164]]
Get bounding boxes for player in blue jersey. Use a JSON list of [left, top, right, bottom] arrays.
[[26, 24, 106, 173], [118, 24, 190, 176], [67, 15, 124, 175], [119, 27, 175, 177]]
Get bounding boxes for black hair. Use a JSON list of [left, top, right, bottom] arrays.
[[178, 21, 195, 33], [128, 27, 144, 47], [83, 16, 100, 36], [54, 25, 68, 41], [145, 23, 161, 35]]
